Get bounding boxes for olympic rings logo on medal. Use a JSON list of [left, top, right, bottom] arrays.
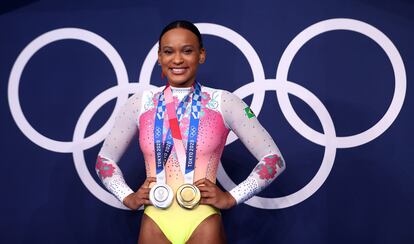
[[7, 18, 407, 210]]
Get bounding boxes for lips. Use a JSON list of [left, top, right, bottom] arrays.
[[169, 67, 188, 75]]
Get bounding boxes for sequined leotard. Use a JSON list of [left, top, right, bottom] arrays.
[[96, 84, 285, 243]]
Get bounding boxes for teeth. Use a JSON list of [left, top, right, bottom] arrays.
[[171, 68, 186, 74]]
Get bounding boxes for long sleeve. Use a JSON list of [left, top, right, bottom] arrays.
[[96, 93, 142, 203], [220, 91, 286, 204]]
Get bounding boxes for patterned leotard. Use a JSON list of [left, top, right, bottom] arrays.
[[96, 84, 285, 243]]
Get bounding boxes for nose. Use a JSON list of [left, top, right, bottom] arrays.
[[172, 53, 184, 64]]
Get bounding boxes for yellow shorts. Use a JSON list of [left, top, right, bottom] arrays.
[[144, 201, 219, 244]]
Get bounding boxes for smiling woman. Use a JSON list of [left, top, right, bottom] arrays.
[[96, 20, 286, 244], [158, 23, 205, 88]]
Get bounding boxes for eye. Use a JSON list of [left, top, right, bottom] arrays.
[[163, 49, 173, 55], [183, 48, 193, 54]]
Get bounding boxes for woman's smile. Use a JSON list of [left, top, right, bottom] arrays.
[[169, 67, 188, 75], [158, 28, 206, 87]]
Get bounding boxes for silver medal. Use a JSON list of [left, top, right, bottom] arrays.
[[149, 183, 173, 209]]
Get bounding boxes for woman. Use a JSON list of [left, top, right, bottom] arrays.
[[96, 20, 285, 244]]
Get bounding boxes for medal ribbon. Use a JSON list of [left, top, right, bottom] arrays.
[[153, 88, 192, 183], [163, 82, 202, 183]]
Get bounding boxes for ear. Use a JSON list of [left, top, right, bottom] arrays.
[[199, 48, 206, 64], [157, 49, 162, 65]]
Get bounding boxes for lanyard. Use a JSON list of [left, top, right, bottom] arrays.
[[154, 89, 191, 183], [153, 82, 202, 184]]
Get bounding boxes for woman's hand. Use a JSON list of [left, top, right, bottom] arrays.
[[194, 178, 237, 209], [123, 177, 156, 210]]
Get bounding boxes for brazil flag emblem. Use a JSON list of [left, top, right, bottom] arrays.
[[244, 107, 256, 119]]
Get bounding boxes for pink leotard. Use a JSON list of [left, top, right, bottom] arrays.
[[96, 85, 285, 205]]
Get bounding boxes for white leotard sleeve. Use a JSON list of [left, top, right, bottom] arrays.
[[96, 93, 143, 203], [97, 88, 285, 206], [220, 91, 286, 204]]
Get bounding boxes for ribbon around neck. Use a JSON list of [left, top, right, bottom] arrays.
[[153, 82, 202, 184]]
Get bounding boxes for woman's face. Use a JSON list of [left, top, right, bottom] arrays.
[[158, 28, 205, 87]]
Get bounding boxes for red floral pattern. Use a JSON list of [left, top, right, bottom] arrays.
[[201, 92, 211, 106], [254, 155, 283, 180], [96, 156, 115, 179]]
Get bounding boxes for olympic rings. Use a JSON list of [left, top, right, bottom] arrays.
[[276, 19, 406, 148], [8, 28, 130, 153], [7, 19, 406, 210]]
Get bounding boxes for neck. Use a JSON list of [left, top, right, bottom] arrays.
[[167, 80, 195, 88], [169, 86, 192, 100], [170, 85, 192, 89]]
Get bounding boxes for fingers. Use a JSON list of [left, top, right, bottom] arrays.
[[200, 191, 215, 198], [197, 179, 222, 199], [126, 177, 159, 209], [194, 178, 214, 185], [124, 191, 152, 210], [137, 187, 150, 194], [200, 198, 215, 205], [136, 188, 150, 200], [143, 200, 152, 205], [143, 177, 156, 187], [131, 190, 152, 209], [196, 181, 232, 209], [136, 177, 156, 191], [132, 199, 152, 210], [194, 178, 214, 187], [194, 178, 205, 186], [197, 185, 212, 192]]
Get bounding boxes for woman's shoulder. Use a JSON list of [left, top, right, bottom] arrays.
[[201, 84, 224, 93], [200, 85, 232, 99], [137, 86, 165, 112], [200, 85, 245, 116], [119, 86, 165, 117], [201, 85, 242, 103], [140, 85, 165, 99]]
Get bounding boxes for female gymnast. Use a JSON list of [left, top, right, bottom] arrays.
[[96, 20, 286, 244]]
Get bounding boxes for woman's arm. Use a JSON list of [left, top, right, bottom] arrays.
[[96, 93, 142, 204], [220, 90, 286, 204]]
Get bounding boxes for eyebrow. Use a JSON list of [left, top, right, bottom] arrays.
[[161, 44, 196, 49]]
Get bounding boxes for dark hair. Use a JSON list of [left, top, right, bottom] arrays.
[[159, 20, 203, 49]]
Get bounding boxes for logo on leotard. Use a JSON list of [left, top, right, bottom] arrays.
[[244, 107, 256, 119]]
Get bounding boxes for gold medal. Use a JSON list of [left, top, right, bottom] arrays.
[[176, 183, 201, 209]]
